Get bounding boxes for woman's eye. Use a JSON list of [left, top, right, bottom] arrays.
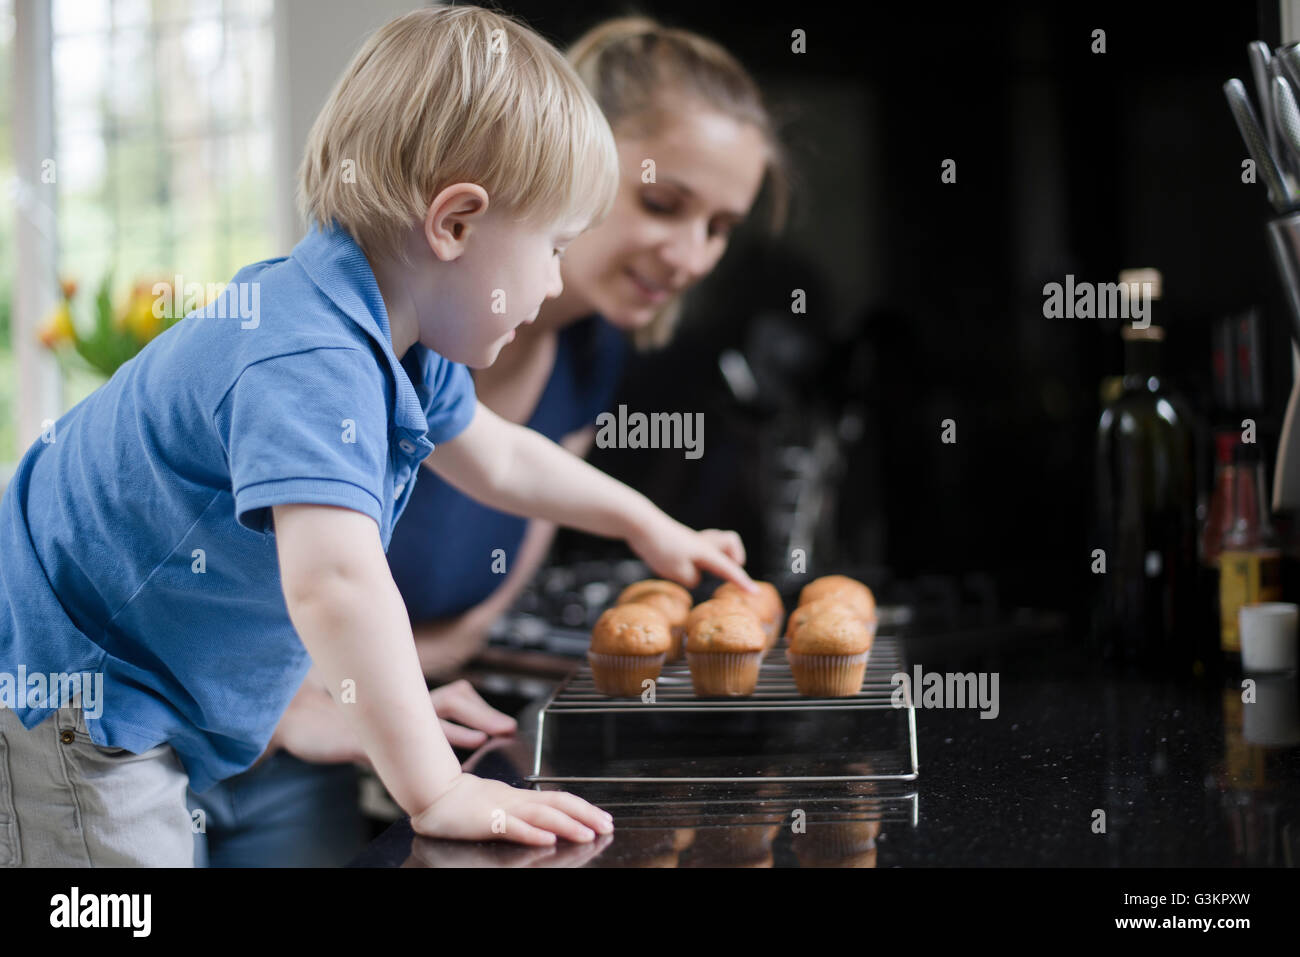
[[642, 195, 675, 215], [553, 248, 565, 259]]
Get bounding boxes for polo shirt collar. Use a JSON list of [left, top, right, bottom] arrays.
[[290, 222, 434, 441]]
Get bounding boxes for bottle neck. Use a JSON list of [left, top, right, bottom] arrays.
[[1123, 338, 1163, 387], [1226, 459, 1276, 547]]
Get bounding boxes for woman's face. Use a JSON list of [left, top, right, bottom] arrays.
[[560, 104, 770, 331]]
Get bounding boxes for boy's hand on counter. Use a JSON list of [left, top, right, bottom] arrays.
[[410, 775, 614, 845], [627, 517, 756, 592]]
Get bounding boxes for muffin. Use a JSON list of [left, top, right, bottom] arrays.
[[787, 594, 877, 647], [588, 604, 673, 696], [617, 580, 693, 662], [686, 597, 759, 634], [786, 599, 873, 697], [617, 579, 693, 608], [797, 575, 876, 624], [685, 608, 766, 696], [621, 590, 690, 662], [713, 580, 785, 650]]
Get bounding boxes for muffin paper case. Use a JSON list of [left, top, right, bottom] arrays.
[[588, 651, 667, 697], [787, 649, 870, 697], [686, 650, 764, 697]]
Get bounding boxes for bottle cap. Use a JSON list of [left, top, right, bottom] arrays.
[[1119, 267, 1162, 299], [1121, 324, 1165, 341]]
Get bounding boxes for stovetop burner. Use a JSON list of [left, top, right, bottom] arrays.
[[488, 558, 653, 656]]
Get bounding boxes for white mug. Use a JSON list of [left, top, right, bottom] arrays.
[[1239, 602, 1299, 672]]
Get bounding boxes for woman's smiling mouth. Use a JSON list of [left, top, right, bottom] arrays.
[[625, 267, 670, 303]]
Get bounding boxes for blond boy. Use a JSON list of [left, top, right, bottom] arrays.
[[0, 7, 751, 866]]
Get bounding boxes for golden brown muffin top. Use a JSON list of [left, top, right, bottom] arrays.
[[786, 599, 872, 654], [786, 598, 837, 638], [617, 579, 692, 611], [590, 604, 673, 655], [685, 608, 766, 653], [797, 575, 876, 620], [713, 580, 783, 626], [625, 590, 690, 627], [686, 597, 757, 634]]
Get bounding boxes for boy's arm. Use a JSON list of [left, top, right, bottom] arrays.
[[424, 401, 754, 590], [266, 670, 516, 762], [271, 502, 612, 844]]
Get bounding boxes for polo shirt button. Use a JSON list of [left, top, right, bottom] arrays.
[[60, 730, 75, 745], [398, 439, 416, 455], [394, 482, 406, 499]]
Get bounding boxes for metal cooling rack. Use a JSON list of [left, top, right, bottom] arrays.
[[528, 636, 919, 784]]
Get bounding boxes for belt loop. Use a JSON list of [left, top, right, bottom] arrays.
[[55, 691, 82, 733]]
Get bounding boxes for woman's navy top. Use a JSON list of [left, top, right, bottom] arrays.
[[386, 315, 627, 622]]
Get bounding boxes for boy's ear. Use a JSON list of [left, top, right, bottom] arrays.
[[424, 183, 490, 262]]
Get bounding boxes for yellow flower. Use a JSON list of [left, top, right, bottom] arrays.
[[123, 283, 162, 342], [37, 301, 76, 349]]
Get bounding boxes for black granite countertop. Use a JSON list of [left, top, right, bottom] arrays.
[[349, 635, 1300, 867]]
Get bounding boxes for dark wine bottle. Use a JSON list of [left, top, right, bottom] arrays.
[[1094, 319, 1199, 670]]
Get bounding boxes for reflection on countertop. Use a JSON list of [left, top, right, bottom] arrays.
[[350, 642, 1300, 868]]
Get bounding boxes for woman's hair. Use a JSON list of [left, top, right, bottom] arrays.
[[299, 6, 619, 262], [567, 16, 791, 349]]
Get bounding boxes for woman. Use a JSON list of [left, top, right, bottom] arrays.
[[189, 16, 789, 867]]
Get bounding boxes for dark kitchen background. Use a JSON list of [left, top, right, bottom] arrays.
[[497, 0, 1297, 647], [7, 0, 1287, 652]]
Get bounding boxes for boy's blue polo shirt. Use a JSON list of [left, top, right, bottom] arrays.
[[0, 222, 476, 792]]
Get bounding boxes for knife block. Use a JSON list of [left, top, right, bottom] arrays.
[[1264, 213, 1300, 510]]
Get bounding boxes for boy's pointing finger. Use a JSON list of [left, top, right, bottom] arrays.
[[700, 549, 757, 593]]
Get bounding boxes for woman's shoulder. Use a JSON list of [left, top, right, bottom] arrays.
[[560, 312, 628, 366], [536, 313, 628, 432]]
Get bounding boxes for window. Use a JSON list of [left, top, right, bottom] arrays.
[[3, 0, 277, 464], [0, 0, 16, 465]]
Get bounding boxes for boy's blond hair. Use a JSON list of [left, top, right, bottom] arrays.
[[299, 6, 619, 261]]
